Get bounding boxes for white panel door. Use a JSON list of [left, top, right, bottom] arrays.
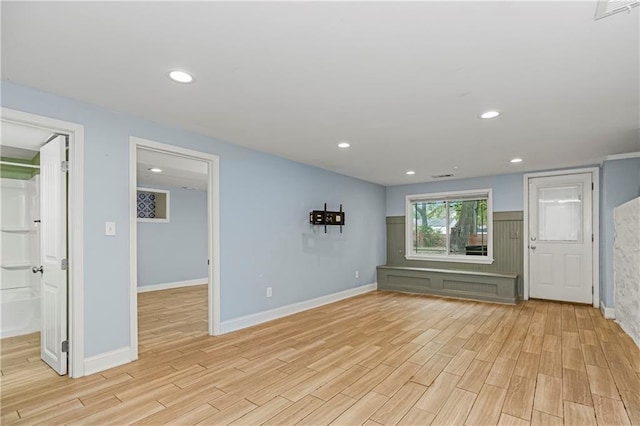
[[39, 135, 67, 375], [529, 173, 593, 304]]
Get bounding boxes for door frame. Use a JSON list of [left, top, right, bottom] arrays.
[[129, 137, 220, 361], [523, 167, 599, 307], [1, 107, 85, 378]]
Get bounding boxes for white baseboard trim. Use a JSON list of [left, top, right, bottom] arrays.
[[137, 278, 207, 293], [599, 301, 615, 319], [83, 346, 132, 376], [220, 283, 377, 334]]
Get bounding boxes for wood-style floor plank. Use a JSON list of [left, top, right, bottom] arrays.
[[1, 286, 639, 425], [563, 401, 597, 426], [464, 384, 506, 426], [502, 375, 536, 421], [369, 382, 426, 425]]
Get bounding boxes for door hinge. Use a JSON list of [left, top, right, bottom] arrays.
[[61, 161, 69, 173], [61, 259, 68, 270], [62, 340, 69, 353], [592, 182, 594, 190], [592, 234, 594, 242]]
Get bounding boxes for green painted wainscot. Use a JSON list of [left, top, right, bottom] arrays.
[[0, 155, 40, 180], [378, 211, 523, 304]]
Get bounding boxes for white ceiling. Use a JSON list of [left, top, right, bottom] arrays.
[[2, 2, 638, 186], [137, 148, 208, 191]]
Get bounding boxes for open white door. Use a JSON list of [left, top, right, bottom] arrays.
[[39, 135, 68, 375], [529, 172, 593, 304]]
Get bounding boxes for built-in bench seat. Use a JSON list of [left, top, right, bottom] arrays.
[[377, 265, 518, 304]]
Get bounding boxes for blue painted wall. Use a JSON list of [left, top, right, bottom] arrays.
[[1, 82, 386, 357], [386, 173, 524, 215], [137, 186, 208, 287], [600, 157, 640, 307]]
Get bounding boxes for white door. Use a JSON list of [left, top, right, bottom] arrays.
[[39, 135, 68, 375], [529, 172, 593, 304]]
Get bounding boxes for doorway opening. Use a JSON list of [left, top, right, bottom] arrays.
[[129, 137, 220, 361], [1, 108, 85, 378], [523, 167, 600, 307]]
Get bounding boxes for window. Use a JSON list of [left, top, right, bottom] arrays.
[[137, 187, 170, 222], [405, 189, 493, 264]]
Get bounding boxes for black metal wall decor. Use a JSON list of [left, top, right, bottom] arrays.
[[309, 203, 345, 233]]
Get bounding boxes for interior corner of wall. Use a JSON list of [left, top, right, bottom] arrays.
[[599, 300, 615, 319]]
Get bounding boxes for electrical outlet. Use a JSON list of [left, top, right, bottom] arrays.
[[355, 270, 359, 279], [266, 287, 272, 298]]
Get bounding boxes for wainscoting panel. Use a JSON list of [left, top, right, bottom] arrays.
[[385, 211, 524, 297]]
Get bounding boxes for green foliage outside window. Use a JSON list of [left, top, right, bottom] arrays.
[[411, 197, 488, 257]]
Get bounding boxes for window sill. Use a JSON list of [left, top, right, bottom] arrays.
[[405, 255, 495, 265], [137, 218, 170, 223]]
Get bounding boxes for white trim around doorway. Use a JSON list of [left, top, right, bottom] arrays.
[[522, 167, 600, 308], [129, 137, 220, 362], [1, 107, 85, 378]]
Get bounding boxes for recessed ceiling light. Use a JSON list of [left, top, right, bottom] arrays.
[[148, 167, 163, 173], [337, 141, 351, 148], [452, 165, 459, 170], [406, 170, 416, 175], [510, 158, 523, 163], [168, 70, 194, 84], [479, 110, 501, 119]]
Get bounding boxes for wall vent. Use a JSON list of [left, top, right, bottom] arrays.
[[595, 0, 638, 20]]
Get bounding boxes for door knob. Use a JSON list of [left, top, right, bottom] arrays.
[[32, 266, 43, 274], [531, 236, 537, 241], [530, 246, 536, 250]]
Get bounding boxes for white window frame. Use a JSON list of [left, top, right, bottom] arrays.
[[405, 188, 494, 264], [136, 187, 170, 223]]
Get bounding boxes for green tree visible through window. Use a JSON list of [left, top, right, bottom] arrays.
[[413, 201, 446, 254], [410, 192, 489, 259], [449, 199, 487, 255]]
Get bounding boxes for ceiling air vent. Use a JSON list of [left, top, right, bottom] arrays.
[[595, 0, 638, 19], [431, 173, 454, 179]]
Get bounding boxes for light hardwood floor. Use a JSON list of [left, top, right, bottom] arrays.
[[1, 286, 639, 425]]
